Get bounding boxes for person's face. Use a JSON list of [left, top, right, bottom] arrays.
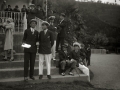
[[8, 6, 11, 8], [38, 6, 41, 10], [31, 6, 34, 10], [42, 24, 47, 30], [50, 19, 54, 23], [60, 15, 64, 20], [63, 47, 67, 51], [74, 46, 79, 51], [30, 22, 36, 28], [7, 20, 10, 23], [23, 6, 26, 8]]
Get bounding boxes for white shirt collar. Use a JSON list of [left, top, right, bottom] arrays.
[[44, 29, 48, 34], [31, 28, 35, 32]]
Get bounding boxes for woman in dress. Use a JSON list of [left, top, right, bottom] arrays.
[[3, 18, 14, 61]]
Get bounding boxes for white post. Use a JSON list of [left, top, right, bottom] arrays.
[[46, 0, 47, 21]]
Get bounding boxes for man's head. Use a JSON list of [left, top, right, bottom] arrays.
[[60, 13, 65, 20], [8, 5, 11, 8], [73, 42, 81, 51], [37, 5, 41, 10], [48, 16, 55, 23], [30, 19, 37, 28], [15, 5, 19, 9], [42, 21, 50, 30], [62, 44, 68, 51], [3, 0, 6, 3], [30, 4, 35, 10], [23, 5, 26, 8]]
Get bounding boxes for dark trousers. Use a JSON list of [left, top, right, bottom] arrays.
[[24, 52, 36, 77], [56, 36, 65, 51], [86, 56, 90, 66]]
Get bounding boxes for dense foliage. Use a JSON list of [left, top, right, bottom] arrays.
[[38, 0, 120, 51]]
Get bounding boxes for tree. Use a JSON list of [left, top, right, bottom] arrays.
[[92, 33, 109, 48]]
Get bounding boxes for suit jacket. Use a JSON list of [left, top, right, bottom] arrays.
[[69, 50, 86, 62], [38, 30, 54, 54], [22, 29, 39, 53], [59, 50, 70, 62], [57, 20, 67, 37], [48, 24, 57, 40]]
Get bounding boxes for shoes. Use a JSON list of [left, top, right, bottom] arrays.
[[47, 75, 51, 79], [68, 72, 74, 76], [61, 72, 65, 76], [30, 77, 35, 80], [10, 58, 14, 61], [24, 77, 28, 81], [3, 58, 8, 61], [39, 75, 43, 79]]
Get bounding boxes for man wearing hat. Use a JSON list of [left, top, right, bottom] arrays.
[[27, 4, 36, 25], [69, 42, 86, 67], [59, 43, 77, 76], [56, 13, 67, 52], [1, 0, 7, 11], [38, 21, 54, 79], [22, 19, 39, 81], [48, 16, 57, 60]]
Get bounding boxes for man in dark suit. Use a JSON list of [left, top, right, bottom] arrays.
[[56, 13, 67, 52], [38, 21, 54, 79], [22, 19, 39, 81]]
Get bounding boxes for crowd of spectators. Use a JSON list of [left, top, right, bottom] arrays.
[[0, 0, 45, 21]]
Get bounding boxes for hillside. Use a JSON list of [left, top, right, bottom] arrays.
[[48, 1, 120, 49], [77, 2, 120, 28]]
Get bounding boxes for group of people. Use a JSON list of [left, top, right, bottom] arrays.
[[1, 0, 45, 20], [0, 1, 91, 81], [22, 12, 91, 81]]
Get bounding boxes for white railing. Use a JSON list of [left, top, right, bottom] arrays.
[[0, 11, 27, 33]]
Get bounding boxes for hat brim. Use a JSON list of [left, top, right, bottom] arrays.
[[29, 20, 37, 24]]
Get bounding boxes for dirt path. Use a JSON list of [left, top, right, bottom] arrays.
[[89, 54, 120, 89]]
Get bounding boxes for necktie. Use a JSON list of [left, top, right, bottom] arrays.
[[32, 28, 34, 34], [44, 31, 46, 35]]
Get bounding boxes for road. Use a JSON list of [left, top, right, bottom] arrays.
[[89, 54, 120, 89]]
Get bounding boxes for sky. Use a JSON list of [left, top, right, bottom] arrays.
[[76, 0, 120, 4]]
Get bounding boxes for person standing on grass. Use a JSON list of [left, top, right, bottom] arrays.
[[86, 44, 91, 66], [38, 21, 54, 80], [22, 19, 39, 81], [48, 16, 57, 60]]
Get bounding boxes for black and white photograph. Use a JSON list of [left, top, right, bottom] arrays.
[[0, 0, 120, 90]]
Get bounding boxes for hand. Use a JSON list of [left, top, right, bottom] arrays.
[[71, 59, 74, 61], [22, 43, 25, 45], [36, 42, 39, 45], [66, 60, 69, 62]]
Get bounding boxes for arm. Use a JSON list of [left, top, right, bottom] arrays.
[[59, 51, 66, 61], [22, 29, 27, 43], [50, 31, 54, 47], [38, 32, 42, 45]]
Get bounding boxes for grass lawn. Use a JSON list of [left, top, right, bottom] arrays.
[[0, 81, 113, 90]]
